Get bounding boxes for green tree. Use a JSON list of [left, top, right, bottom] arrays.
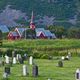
[[47, 26, 66, 38], [23, 29, 36, 39], [0, 30, 2, 40], [67, 27, 80, 39]]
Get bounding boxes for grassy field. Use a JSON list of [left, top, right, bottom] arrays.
[[0, 39, 80, 58], [0, 39, 79, 80], [0, 57, 79, 80], [2, 39, 80, 49]]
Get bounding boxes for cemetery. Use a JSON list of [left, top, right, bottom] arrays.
[[0, 39, 80, 80]]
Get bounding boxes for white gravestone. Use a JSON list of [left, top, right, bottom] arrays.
[[13, 57, 16, 64], [5, 56, 9, 64], [23, 65, 28, 76], [68, 52, 71, 58], [48, 78, 51, 80], [29, 56, 33, 65], [75, 68, 80, 80], [66, 55, 69, 60], [61, 56, 65, 60], [3, 72, 8, 79], [16, 54, 19, 60]]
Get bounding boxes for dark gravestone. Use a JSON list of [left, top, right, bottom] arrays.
[[19, 58, 24, 64], [64, 56, 69, 60], [5, 66, 10, 75], [12, 50, 16, 58], [48, 56, 52, 60], [23, 54, 27, 60], [32, 65, 38, 77], [58, 60, 63, 67], [75, 69, 80, 80]]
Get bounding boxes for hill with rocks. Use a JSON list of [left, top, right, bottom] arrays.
[[0, 0, 80, 27]]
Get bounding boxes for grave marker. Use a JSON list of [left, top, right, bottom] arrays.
[[58, 60, 63, 67], [3, 72, 8, 80], [5, 56, 9, 64], [5, 66, 10, 75], [29, 56, 33, 65], [19, 57, 24, 64], [32, 65, 38, 77], [13, 57, 16, 64], [75, 68, 80, 80], [23, 65, 28, 76], [61, 56, 65, 60]]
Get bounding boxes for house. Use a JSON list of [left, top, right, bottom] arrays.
[[15, 28, 29, 38], [8, 27, 30, 40], [35, 28, 56, 39], [0, 25, 9, 33], [8, 31, 20, 40]]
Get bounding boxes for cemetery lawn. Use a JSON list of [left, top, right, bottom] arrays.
[[0, 57, 79, 80]]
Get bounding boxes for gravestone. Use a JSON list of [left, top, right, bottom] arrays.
[[75, 68, 80, 80], [32, 65, 38, 77], [18, 54, 22, 59], [68, 52, 71, 57], [23, 53, 27, 60], [29, 56, 33, 65], [58, 60, 63, 67], [22, 65, 28, 76], [61, 56, 65, 60], [13, 57, 16, 64], [5, 66, 10, 75], [12, 50, 16, 58], [16, 54, 19, 61], [48, 56, 52, 60], [48, 78, 52, 80], [19, 57, 24, 64], [3, 72, 8, 80], [5, 55, 9, 64], [65, 56, 69, 60]]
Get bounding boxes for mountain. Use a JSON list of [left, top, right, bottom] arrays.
[[0, 0, 80, 28]]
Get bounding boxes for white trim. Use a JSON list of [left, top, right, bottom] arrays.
[[15, 28, 21, 37]]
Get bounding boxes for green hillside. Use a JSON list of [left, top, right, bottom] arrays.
[[5, 0, 78, 19], [0, 0, 80, 27]]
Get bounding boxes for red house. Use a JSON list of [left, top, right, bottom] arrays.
[[8, 31, 20, 40], [35, 28, 56, 39]]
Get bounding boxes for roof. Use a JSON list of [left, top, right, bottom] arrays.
[[35, 28, 45, 37], [9, 31, 19, 36], [15, 28, 29, 36], [0, 25, 9, 33], [35, 28, 56, 38], [36, 28, 45, 32]]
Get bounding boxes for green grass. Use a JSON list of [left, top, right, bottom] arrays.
[[0, 57, 79, 80], [2, 39, 80, 49]]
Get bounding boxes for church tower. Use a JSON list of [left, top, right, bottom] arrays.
[[30, 11, 35, 30]]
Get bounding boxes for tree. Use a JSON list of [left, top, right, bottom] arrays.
[[67, 27, 80, 39], [23, 29, 36, 39], [47, 26, 66, 38], [0, 30, 2, 40]]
